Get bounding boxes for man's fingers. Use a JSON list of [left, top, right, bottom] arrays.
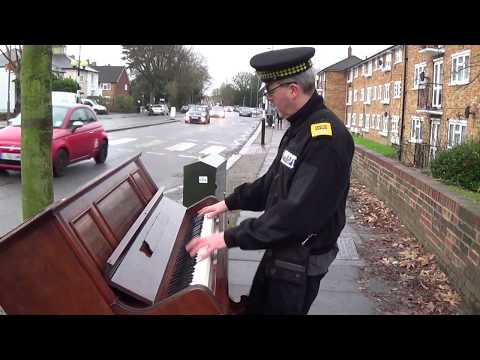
[[185, 237, 202, 252]]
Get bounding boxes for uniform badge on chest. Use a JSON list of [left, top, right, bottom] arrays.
[[280, 150, 297, 169]]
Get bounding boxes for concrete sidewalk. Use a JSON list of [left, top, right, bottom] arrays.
[[226, 124, 380, 315]]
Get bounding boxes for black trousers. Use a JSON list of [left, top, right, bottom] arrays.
[[245, 253, 326, 315]]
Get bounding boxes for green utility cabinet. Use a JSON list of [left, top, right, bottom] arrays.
[[183, 153, 227, 208]]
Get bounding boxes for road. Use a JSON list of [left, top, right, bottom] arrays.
[[0, 111, 260, 237]]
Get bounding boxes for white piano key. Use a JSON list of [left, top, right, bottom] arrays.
[[191, 216, 214, 288]]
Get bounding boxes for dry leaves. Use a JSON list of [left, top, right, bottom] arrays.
[[349, 178, 464, 315]]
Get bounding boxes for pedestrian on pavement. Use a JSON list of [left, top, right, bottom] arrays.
[[186, 47, 354, 315]]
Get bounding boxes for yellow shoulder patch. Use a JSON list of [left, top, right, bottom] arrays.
[[310, 122, 333, 138]]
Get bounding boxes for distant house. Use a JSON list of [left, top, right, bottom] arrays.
[[52, 45, 101, 97], [91, 65, 130, 99]]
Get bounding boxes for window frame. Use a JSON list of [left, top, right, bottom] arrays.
[[447, 119, 468, 148], [450, 50, 471, 85]]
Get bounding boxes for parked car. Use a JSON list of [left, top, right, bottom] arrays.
[[148, 103, 169, 116], [185, 105, 210, 124], [0, 104, 109, 177], [81, 98, 108, 115], [180, 105, 190, 113], [224, 106, 233, 112], [210, 106, 225, 118], [239, 107, 253, 117]]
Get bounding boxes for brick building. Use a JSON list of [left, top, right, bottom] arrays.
[[402, 45, 480, 166], [316, 46, 361, 122], [91, 65, 130, 99], [345, 45, 406, 147]]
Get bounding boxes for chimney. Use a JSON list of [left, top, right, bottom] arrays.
[[348, 46, 352, 57]]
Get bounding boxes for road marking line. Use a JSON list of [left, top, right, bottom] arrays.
[[136, 139, 165, 148], [110, 138, 137, 146], [146, 151, 165, 156], [166, 142, 197, 151], [200, 145, 226, 155], [178, 155, 198, 159]]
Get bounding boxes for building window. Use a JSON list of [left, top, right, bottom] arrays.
[[362, 63, 366, 76], [360, 88, 364, 102], [382, 83, 390, 103], [102, 83, 111, 91], [347, 113, 352, 127], [410, 117, 423, 143], [373, 58, 377, 71], [382, 114, 389, 135], [448, 119, 468, 148], [365, 87, 371, 104], [414, 63, 427, 89], [376, 114, 381, 130], [395, 47, 403, 64], [124, 84, 128, 91], [393, 81, 401, 98], [354, 89, 358, 102], [451, 50, 470, 85], [364, 114, 370, 131], [352, 113, 357, 126], [348, 69, 353, 83], [347, 90, 352, 105], [372, 86, 376, 101], [391, 115, 400, 144], [354, 67, 359, 78], [359, 113, 364, 128], [377, 85, 382, 101]]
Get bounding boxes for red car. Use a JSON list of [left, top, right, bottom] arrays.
[[0, 104, 109, 177]]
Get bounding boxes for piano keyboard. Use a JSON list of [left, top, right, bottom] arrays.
[[166, 214, 215, 296]]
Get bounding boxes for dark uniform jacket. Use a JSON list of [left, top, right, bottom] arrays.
[[224, 92, 354, 268]]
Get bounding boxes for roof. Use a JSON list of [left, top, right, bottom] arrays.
[[52, 54, 98, 73], [91, 65, 126, 84], [319, 55, 362, 73]]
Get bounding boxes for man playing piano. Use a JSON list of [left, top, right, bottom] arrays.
[[186, 47, 354, 315]]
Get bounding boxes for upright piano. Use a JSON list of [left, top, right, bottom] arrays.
[[0, 154, 238, 315]]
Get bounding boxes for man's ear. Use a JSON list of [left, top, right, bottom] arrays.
[[289, 83, 300, 98]]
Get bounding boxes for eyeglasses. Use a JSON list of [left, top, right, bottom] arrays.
[[264, 82, 296, 98]]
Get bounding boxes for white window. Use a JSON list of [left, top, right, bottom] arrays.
[[382, 83, 390, 103], [410, 117, 423, 143], [352, 113, 357, 126], [102, 83, 111, 91], [376, 114, 381, 130], [367, 60, 372, 76], [362, 63, 366, 76], [372, 86, 376, 100], [395, 47, 403, 64], [364, 114, 370, 131], [354, 67, 359, 78], [347, 113, 352, 128], [385, 52, 392, 70], [414, 63, 427, 89], [393, 81, 401, 98], [359, 113, 364, 128], [365, 87, 372, 104], [360, 88, 364, 102], [382, 114, 389, 135], [354, 89, 358, 102], [347, 90, 352, 105], [348, 69, 353, 83], [373, 57, 377, 71], [391, 115, 400, 144], [451, 50, 470, 85], [124, 84, 128, 91], [448, 119, 468, 148], [377, 85, 382, 101]]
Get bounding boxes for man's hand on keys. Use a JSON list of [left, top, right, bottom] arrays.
[[186, 232, 226, 261], [197, 200, 228, 219]]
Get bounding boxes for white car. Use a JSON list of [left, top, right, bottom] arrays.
[[210, 106, 225, 118], [148, 104, 169, 116], [81, 98, 108, 114]]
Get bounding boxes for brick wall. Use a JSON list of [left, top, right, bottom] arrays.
[[352, 144, 480, 313], [325, 71, 347, 121]]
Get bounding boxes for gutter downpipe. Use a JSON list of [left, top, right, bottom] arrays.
[[398, 44, 408, 162]]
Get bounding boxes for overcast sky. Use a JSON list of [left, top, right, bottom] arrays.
[[65, 45, 391, 95]]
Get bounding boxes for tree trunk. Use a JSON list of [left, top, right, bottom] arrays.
[[21, 45, 53, 221]]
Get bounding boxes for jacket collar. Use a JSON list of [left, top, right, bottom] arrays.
[[285, 92, 325, 137]]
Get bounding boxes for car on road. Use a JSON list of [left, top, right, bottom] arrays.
[[210, 106, 225, 118], [81, 98, 108, 115], [185, 105, 210, 124], [148, 103, 169, 116], [239, 107, 253, 117], [0, 104, 109, 177]]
